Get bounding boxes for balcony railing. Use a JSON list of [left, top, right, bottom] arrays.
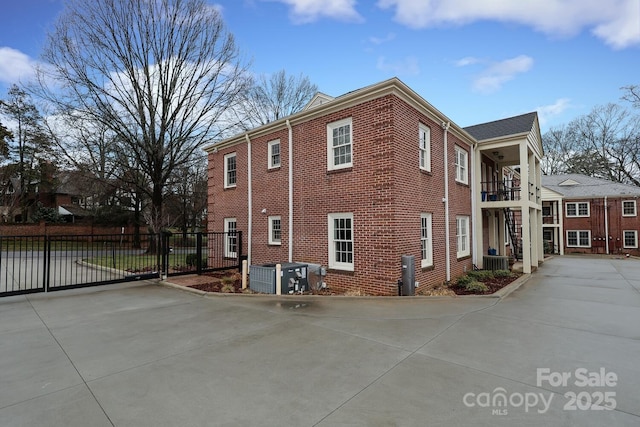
[[480, 180, 521, 202]]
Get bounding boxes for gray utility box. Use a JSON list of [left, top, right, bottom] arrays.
[[249, 262, 308, 294]]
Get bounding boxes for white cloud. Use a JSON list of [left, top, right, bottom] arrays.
[[269, 0, 363, 24], [0, 47, 39, 86], [536, 98, 572, 127], [377, 0, 640, 49], [369, 32, 396, 45], [455, 56, 482, 67], [376, 55, 420, 76], [472, 55, 533, 94]]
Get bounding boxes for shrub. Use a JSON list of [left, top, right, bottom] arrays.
[[493, 269, 513, 278], [464, 281, 489, 293], [456, 275, 475, 287], [220, 276, 235, 285], [185, 253, 199, 267], [468, 270, 495, 281], [220, 283, 235, 293]]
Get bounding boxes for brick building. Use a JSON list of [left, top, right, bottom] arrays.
[[542, 174, 640, 256], [206, 78, 543, 294]]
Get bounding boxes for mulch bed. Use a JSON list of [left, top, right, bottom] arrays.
[[451, 274, 520, 295], [187, 270, 244, 293]]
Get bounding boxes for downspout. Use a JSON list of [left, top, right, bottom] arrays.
[[470, 139, 478, 269], [286, 119, 293, 263], [442, 121, 451, 283], [604, 196, 609, 255], [245, 134, 252, 265]]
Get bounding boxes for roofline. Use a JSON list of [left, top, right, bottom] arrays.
[[205, 77, 477, 153]]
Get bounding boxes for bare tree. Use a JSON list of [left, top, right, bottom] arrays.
[[541, 125, 575, 175], [34, 0, 249, 238], [233, 69, 318, 131], [621, 85, 640, 109], [0, 121, 11, 159], [570, 103, 640, 186]]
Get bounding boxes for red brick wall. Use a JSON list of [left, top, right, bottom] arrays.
[[207, 93, 475, 294], [563, 197, 640, 256]]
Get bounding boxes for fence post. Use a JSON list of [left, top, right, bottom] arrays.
[[196, 232, 203, 275], [44, 235, 51, 292]]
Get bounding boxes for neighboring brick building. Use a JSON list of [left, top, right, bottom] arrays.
[[206, 78, 543, 294], [542, 174, 640, 256]]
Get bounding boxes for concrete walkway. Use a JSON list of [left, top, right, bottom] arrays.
[[0, 256, 639, 426]]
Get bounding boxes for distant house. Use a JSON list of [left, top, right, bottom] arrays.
[[542, 174, 640, 256], [206, 78, 544, 294]]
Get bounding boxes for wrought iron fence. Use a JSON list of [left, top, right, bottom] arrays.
[[0, 231, 243, 297]]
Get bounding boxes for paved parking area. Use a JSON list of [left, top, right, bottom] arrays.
[[1, 256, 639, 426]]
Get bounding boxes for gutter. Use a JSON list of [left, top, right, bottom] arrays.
[[245, 134, 252, 265], [286, 119, 293, 262], [604, 196, 609, 254], [442, 121, 451, 283]]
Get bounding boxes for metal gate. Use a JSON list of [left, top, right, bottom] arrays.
[[0, 231, 243, 297]]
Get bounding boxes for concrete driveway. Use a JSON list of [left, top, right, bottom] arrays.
[[1, 256, 639, 426]]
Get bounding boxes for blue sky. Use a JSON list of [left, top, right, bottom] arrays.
[[1, 0, 639, 133]]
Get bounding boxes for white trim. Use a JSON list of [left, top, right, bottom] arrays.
[[622, 200, 637, 217], [328, 213, 354, 271], [420, 213, 433, 268], [419, 123, 431, 172], [268, 216, 282, 245], [223, 153, 237, 188], [454, 146, 468, 184], [566, 230, 591, 248], [267, 139, 281, 169], [327, 118, 353, 171], [456, 215, 470, 258], [565, 201, 589, 217], [623, 230, 638, 248], [224, 218, 238, 258]]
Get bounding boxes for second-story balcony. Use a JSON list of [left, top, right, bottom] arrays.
[[480, 180, 521, 202]]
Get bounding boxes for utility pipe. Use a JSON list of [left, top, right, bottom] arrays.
[[442, 121, 451, 283], [245, 134, 252, 265], [286, 120, 293, 262], [604, 196, 609, 255]]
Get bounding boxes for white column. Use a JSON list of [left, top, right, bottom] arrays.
[[473, 148, 484, 268], [519, 142, 531, 273]]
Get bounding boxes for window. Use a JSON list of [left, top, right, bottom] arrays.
[[456, 216, 470, 258], [327, 118, 352, 170], [328, 213, 354, 271], [268, 140, 280, 169], [565, 202, 589, 217], [622, 200, 637, 217], [542, 206, 551, 217], [268, 216, 282, 245], [419, 124, 431, 172], [420, 213, 433, 268], [224, 153, 237, 188], [224, 218, 238, 258], [566, 230, 590, 248], [454, 146, 468, 184], [623, 230, 638, 248]]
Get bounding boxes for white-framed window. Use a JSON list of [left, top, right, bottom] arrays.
[[419, 123, 431, 172], [327, 118, 352, 171], [454, 146, 468, 184], [623, 230, 638, 248], [223, 153, 237, 188], [420, 213, 433, 268], [566, 230, 590, 248], [456, 216, 470, 258], [268, 216, 282, 245], [224, 218, 238, 258], [328, 213, 354, 271], [268, 140, 280, 169], [622, 200, 637, 217], [565, 202, 589, 217]]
